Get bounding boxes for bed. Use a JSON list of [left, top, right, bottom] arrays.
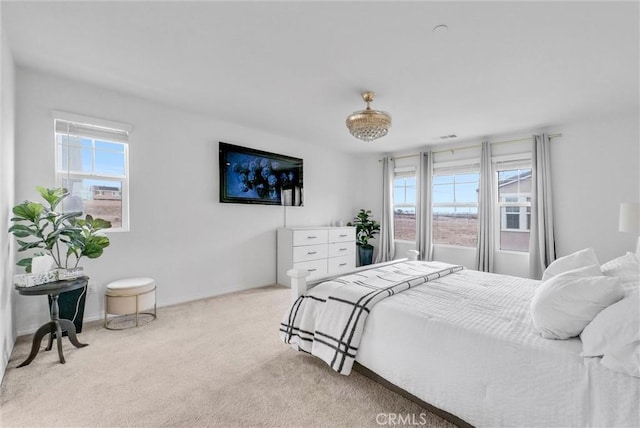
[[280, 252, 640, 427]]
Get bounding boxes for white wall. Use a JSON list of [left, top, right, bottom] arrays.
[[552, 113, 639, 263], [352, 154, 384, 261], [354, 113, 640, 276], [0, 17, 17, 382], [14, 67, 359, 334]]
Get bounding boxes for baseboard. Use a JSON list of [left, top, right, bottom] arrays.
[[1, 351, 9, 384], [1, 333, 16, 385], [15, 282, 275, 337]]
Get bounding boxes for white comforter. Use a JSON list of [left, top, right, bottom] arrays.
[[356, 268, 640, 427], [280, 261, 462, 374]]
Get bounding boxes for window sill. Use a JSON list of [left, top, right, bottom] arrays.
[[496, 249, 529, 255], [433, 244, 476, 250], [105, 227, 129, 233]]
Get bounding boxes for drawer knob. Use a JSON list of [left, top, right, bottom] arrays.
[[307, 251, 317, 255], [308, 268, 317, 272], [339, 234, 348, 237], [339, 248, 347, 251], [307, 236, 317, 239], [339, 263, 347, 266]]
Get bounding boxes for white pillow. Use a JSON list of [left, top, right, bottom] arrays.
[[581, 289, 640, 356], [622, 281, 640, 297], [542, 248, 600, 282], [601, 253, 640, 295], [601, 341, 640, 378], [531, 265, 623, 340]]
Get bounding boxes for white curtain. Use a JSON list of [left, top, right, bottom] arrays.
[[476, 141, 494, 272], [529, 134, 556, 279], [417, 152, 434, 261], [375, 157, 395, 263]]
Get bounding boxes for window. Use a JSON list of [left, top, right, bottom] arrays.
[[393, 172, 416, 241], [432, 172, 479, 247], [54, 115, 130, 231], [497, 168, 531, 252]]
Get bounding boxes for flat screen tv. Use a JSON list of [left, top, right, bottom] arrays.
[[219, 142, 303, 206]]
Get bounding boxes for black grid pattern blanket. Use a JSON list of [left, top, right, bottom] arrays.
[[279, 260, 463, 375]]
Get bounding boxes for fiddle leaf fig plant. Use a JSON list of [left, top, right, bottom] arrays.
[[69, 215, 112, 260], [348, 209, 380, 248], [8, 186, 112, 273]]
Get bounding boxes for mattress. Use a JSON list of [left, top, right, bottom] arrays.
[[355, 268, 640, 428]]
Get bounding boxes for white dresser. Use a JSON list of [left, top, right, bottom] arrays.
[[277, 227, 356, 287]]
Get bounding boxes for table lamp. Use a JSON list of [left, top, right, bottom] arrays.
[[619, 202, 640, 257]]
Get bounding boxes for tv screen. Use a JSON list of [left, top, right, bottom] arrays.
[[219, 142, 303, 206]]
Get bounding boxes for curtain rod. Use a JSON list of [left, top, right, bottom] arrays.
[[384, 133, 562, 161]]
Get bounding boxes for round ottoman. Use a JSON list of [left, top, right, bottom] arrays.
[[104, 277, 157, 330]]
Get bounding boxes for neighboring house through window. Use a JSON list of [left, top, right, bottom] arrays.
[[497, 167, 531, 252], [54, 112, 131, 231]]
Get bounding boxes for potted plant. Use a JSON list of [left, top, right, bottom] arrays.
[[348, 209, 380, 266], [8, 186, 112, 333]]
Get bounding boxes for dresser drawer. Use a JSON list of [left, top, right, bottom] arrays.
[[328, 241, 354, 258], [329, 228, 355, 243], [328, 254, 356, 273], [293, 259, 328, 279], [293, 229, 328, 246], [293, 244, 328, 263]]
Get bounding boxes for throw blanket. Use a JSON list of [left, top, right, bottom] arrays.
[[280, 261, 463, 374]]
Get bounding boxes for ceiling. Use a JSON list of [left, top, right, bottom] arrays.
[[3, 1, 638, 154]]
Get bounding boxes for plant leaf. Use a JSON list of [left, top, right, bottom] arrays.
[[54, 211, 83, 228], [8, 224, 37, 238], [16, 257, 33, 273], [16, 257, 32, 267], [36, 186, 68, 211], [16, 240, 44, 251], [82, 242, 104, 259], [12, 202, 44, 222], [92, 218, 112, 230]]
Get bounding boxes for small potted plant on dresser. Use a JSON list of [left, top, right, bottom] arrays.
[[8, 186, 112, 334], [348, 209, 380, 266]]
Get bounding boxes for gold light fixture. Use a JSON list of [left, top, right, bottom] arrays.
[[345, 91, 392, 142]]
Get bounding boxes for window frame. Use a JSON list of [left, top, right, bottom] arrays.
[[393, 167, 417, 243], [493, 157, 532, 253], [53, 112, 131, 233], [431, 164, 480, 248]]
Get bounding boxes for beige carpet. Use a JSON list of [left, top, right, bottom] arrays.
[[0, 285, 454, 427]]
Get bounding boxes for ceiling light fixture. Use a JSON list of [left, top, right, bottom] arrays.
[[345, 91, 392, 142]]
